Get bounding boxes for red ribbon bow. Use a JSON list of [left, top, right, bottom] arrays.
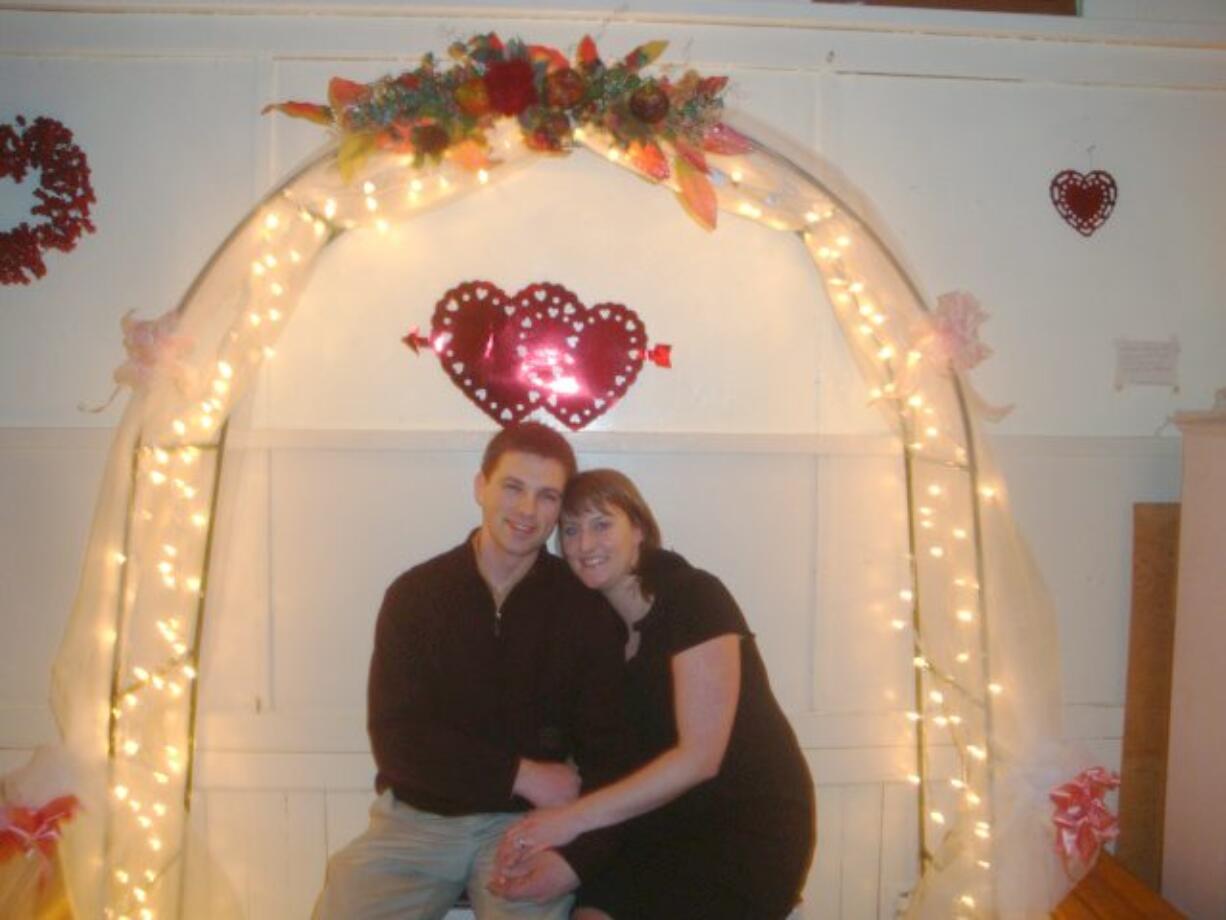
[[1050, 767, 1119, 876], [0, 795, 79, 864]]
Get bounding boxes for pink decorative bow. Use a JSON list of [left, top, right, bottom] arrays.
[[0, 795, 79, 863], [916, 290, 994, 372], [897, 290, 1013, 422], [114, 309, 194, 389], [82, 309, 196, 412], [1050, 767, 1120, 876]]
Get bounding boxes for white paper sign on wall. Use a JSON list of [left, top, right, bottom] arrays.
[[1114, 336, 1180, 392]]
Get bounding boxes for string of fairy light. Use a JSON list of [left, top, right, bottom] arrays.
[[96, 121, 1003, 919]]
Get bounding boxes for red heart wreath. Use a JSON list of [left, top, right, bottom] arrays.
[[405, 281, 670, 430], [1, 116, 96, 286], [1050, 170, 1117, 238]]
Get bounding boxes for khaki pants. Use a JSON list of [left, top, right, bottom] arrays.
[[312, 790, 573, 920]]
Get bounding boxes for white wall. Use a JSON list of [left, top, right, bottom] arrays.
[[2, 2, 1222, 916]]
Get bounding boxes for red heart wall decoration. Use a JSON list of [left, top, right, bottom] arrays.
[[407, 281, 670, 430], [1050, 169, 1118, 237]]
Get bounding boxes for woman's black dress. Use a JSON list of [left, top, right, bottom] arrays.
[[575, 550, 816, 920]]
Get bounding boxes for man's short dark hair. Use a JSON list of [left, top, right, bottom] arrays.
[[480, 422, 578, 481]]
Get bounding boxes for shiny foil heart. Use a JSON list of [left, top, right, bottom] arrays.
[[1050, 170, 1118, 237], [424, 281, 650, 430]]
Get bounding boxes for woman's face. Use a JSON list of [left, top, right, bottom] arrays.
[[560, 503, 644, 595]]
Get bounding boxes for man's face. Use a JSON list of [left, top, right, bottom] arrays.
[[473, 450, 568, 561]]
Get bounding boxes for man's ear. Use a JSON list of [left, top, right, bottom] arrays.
[[473, 470, 487, 506]]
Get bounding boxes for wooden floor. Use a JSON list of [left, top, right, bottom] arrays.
[[1054, 854, 1184, 919]]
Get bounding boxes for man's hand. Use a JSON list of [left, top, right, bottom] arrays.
[[512, 759, 580, 808], [487, 850, 579, 903]]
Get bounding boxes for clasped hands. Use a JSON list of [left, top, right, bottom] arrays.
[[489, 759, 587, 902]]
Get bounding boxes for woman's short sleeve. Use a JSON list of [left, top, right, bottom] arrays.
[[663, 570, 752, 655]]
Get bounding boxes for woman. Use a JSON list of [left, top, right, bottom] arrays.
[[497, 469, 815, 920]]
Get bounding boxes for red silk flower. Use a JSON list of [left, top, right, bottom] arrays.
[[484, 59, 538, 116]]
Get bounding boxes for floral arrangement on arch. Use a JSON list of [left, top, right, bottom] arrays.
[[267, 33, 752, 228]]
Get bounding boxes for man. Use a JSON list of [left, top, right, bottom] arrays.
[[314, 423, 625, 919]]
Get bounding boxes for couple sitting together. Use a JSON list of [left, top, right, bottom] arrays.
[[313, 423, 815, 920]]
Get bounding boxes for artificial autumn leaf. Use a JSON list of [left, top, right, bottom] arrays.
[[374, 121, 416, 152], [328, 77, 369, 110], [674, 155, 717, 230], [447, 138, 491, 171], [672, 136, 708, 173], [577, 35, 601, 69], [261, 101, 333, 126], [697, 76, 729, 96], [628, 141, 669, 182], [702, 122, 754, 155], [623, 41, 668, 71], [528, 44, 570, 72], [336, 132, 377, 183]]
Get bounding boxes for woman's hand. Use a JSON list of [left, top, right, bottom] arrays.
[[495, 806, 586, 872]]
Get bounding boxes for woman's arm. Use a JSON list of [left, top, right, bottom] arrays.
[[497, 634, 741, 864]]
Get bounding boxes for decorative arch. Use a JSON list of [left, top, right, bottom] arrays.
[[50, 42, 1088, 920]]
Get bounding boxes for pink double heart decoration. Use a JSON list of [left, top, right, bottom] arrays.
[[407, 281, 669, 431]]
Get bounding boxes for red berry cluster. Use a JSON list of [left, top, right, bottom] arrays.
[[1, 116, 96, 285]]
